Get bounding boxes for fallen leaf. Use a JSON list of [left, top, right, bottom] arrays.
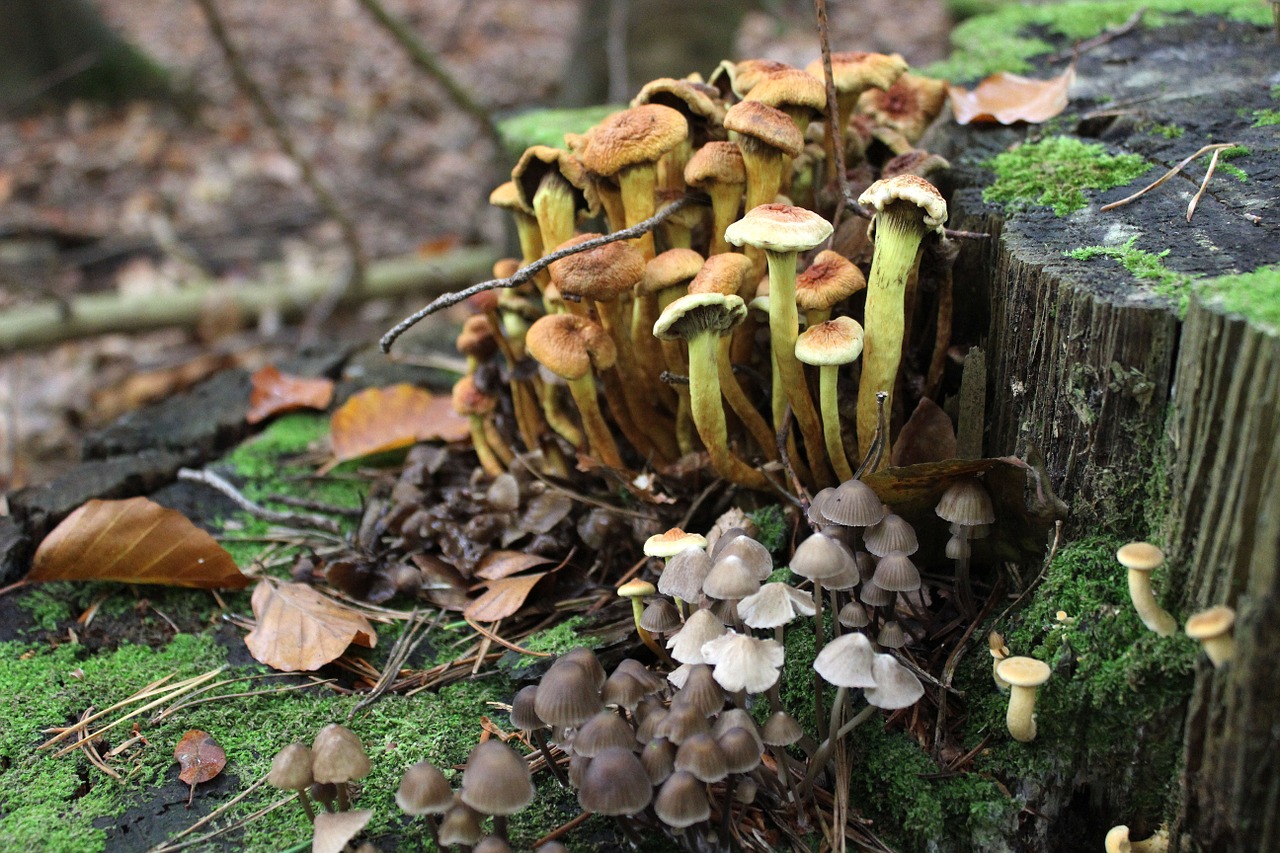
[[891, 397, 957, 467], [464, 572, 549, 622], [949, 65, 1075, 125], [174, 729, 226, 806], [473, 550, 554, 581], [246, 365, 335, 424], [313, 809, 373, 853], [244, 581, 377, 672], [411, 553, 468, 611], [28, 497, 250, 589], [329, 384, 470, 464]]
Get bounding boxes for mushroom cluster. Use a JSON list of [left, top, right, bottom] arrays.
[[268, 724, 370, 822], [444, 53, 952, 492]]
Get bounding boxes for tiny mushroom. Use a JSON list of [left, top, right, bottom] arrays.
[[459, 740, 536, 841], [618, 579, 672, 664], [1185, 605, 1236, 668], [311, 724, 370, 811], [396, 760, 453, 848], [795, 316, 865, 481], [267, 742, 316, 822], [1116, 541, 1178, 637], [995, 656, 1052, 743]]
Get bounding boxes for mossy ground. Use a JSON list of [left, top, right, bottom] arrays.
[[1196, 264, 1280, 333], [982, 136, 1151, 217], [1066, 236, 1194, 310]]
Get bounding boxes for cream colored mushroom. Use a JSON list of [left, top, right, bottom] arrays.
[[1185, 605, 1236, 668], [995, 656, 1051, 743], [1104, 824, 1169, 853], [1116, 541, 1177, 637]]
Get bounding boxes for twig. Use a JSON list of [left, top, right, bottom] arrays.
[[351, 610, 432, 716], [814, 0, 851, 235], [178, 467, 343, 534], [194, 0, 367, 310], [1186, 146, 1222, 222], [1100, 142, 1240, 212], [992, 520, 1063, 629], [380, 195, 699, 351], [353, 0, 502, 149]]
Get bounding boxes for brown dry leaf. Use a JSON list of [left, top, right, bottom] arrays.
[[244, 581, 377, 672], [949, 65, 1075, 125], [473, 550, 554, 581], [174, 729, 226, 806], [313, 809, 373, 853], [891, 397, 957, 467], [329, 384, 469, 464], [464, 572, 549, 622], [28, 497, 250, 589], [411, 553, 468, 611], [246, 365, 335, 425]]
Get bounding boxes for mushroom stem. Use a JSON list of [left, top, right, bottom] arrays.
[[531, 171, 578, 255], [686, 332, 770, 489], [537, 379, 585, 449], [530, 728, 569, 787], [798, 703, 877, 797], [816, 363, 854, 481], [335, 783, 350, 812], [618, 165, 659, 259], [1005, 682, 1041, 743], [763, 248, 831, 486], [811, 577, 827, 741], [1127, 568, 1177, 637], [716, 336, 779, 460], [296, 789, 316, 822], [468, 417, 505, 477], [492, 814, 509, 842], [565, 374, 624, 469]]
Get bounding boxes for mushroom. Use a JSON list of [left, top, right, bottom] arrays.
[[267, 742, 316, 822], [459, 740, 535, 841], [618, 578, 673, 664], [935, 476, 994, 617], [724, 203, 835, 486], [1104, 824, 1170, 853], [487, 181, 545, 290], [654, 292, 771, 489], [856, 72, 949, 147], [855, 175, 947, 467], [451, 374, 506, 477], [511, 145, 596, 253], [795, 316, 865, 482], [1116, 541, 1177, 637], [804, 52, 908, 178], [395, 760, 453, 849], [995, 656, 1051, 743], [1185, 605, 1236, 667], [795, 250, 866, 327], [509, 684, 568, 787], [525, 313, 624, 468], [684, 142, 747, 256], [744, 68, 828, 138], [311, 724, 370, 812], [989, 631, 1011, 692], [630, 77, 726, 192], [723, 101, 805, 216], [653, 770, 711, 829], [699, 630, 785, 695], [666, 608, 727, 665]]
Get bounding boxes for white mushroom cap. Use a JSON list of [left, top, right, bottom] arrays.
[[724, 203, 833, 253], [858, 174, 947, 235], [700, 631, 785, 694], [813, 631, 876, 688], [666, 608, 727, 664], [863, 654, 925, 709], [737, 582, 816, 629]]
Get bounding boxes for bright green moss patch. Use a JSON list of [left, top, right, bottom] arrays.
[[1251, 108, 1280, 127], [984, 137, 1150, 216], [748, 504, 789, 555], [1066, 235, 1194, 309], [931, 0, 1274, 80], [1197, 265, 1280, 333]]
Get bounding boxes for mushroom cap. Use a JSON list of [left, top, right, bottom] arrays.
[[658, 546, 714, 601], [714, 533, 773, 579], [560, 646, 607, 688], [822, 478, 887, 527], [725, 203, 833, 254], [702, 554, 762, 600], [666, 608, 728, 665], [723, 101, 805, 157], [574, 710, 640, 758], [580, 104, 688, 177], [653, 770, 711, 828], [525, 313, 616, 380], [688, 252, 756, 299], [795, 316, 865, 366], [311, 724, 371, 784], [267, 742, 314, 791], [674, 732, 728, 782], [877, 620, 907, 649], [804, 51, 908, 95], [639, 598, 682, 634], [675, 663, 726, 716], [935, 477, 995, 525], [474, 837, 513, 853], [1116, 541, 1165, 571], [726, 58, 797, 97], [857, 73, 949, 143], [859, 578, 894, 607], [863, 513, 919, 557], [700, 631, 785, 693], [684, 141, 746, 188], [1185, 605, 1236, 640], [459, 740, 535, 816], [863, 653, 925, 709], [737, 582, 816, 629], [744, 69, 828, 116], [576, 747, 652, 815], [600, 672, 646, 711], [645, 527, 708, 558], [488, 180, 531, 214], [838, 600, 871, 629], [548, 234, 645, 302], [790, 531, 857, 582], [641, 248, 705, 296], [881, 150, 952, 181], [653, 700, 711, 744], [631, 77, 727, 128], [618, 579, 657, 599], [509, 684, 545, 731], [761, 710, 804, 747], [871, 550, 922, 592], [511, 145, 595, 214], [795, 250, 867, 311], [533, 658, 603, 727], [858, 174, 948, 235], [456, 314, 497, 360], [654, 292, 747, 341], [995, 656, 1052, 688], [640, 738, 676, 785], [439, 796, 485, 847], [451, 374, 496, 417], [814, 631, 876, 688], [396, 760, 453, 815]]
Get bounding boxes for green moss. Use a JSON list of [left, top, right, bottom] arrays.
[[958, 536, 1197, 822], [748, 504, 789, 555], [1196, 265, 1280, 334], [1251, 108, 1280, 127], [498, 615, 601, 673], [1148, 122, 1185, 139], [930, 0, 1273, 80], [984, 137, 1150, 216], [498, 105, 624, 157], [1066, 235, 1194, 309]]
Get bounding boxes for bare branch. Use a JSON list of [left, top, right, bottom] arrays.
[[178, 467, 342, 534], [814, 0, 851, 233], [380, 194, 701, 352]]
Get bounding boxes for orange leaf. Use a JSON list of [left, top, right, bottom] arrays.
[[246, 365, 335, 424], [244, 581, 377, 672], [329, 384, 470, 463], [949, 65, 1075, 125], [464, 572, 549, 622], [473, 550, 554, 581], [28, 497, 250, 589], [175, 729, 226, 787]]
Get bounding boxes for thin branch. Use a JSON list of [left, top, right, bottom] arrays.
[[194, 0, 367, 301], [1100, 142, 1239, 212], [814, 0, 850, 232], [177, 467, 343, 534], [380, 194, 700, 351], [353, 0, 502, 149], [1186, 146, 1222, 223]]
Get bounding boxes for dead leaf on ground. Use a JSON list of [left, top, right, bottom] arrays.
[[411, 553, 468, 611], [328, 384, 469, 464], [244, 581, 377, 672], [891, 397, 957, 467], [313, 809, 373, 853], [949, 65, 1075, 125], [473, 550, 554, 581], [174, 729, 226, 807], [464, 572, 550, 622], [246, 364, 335, 424], [28, 497, 250, 589]]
